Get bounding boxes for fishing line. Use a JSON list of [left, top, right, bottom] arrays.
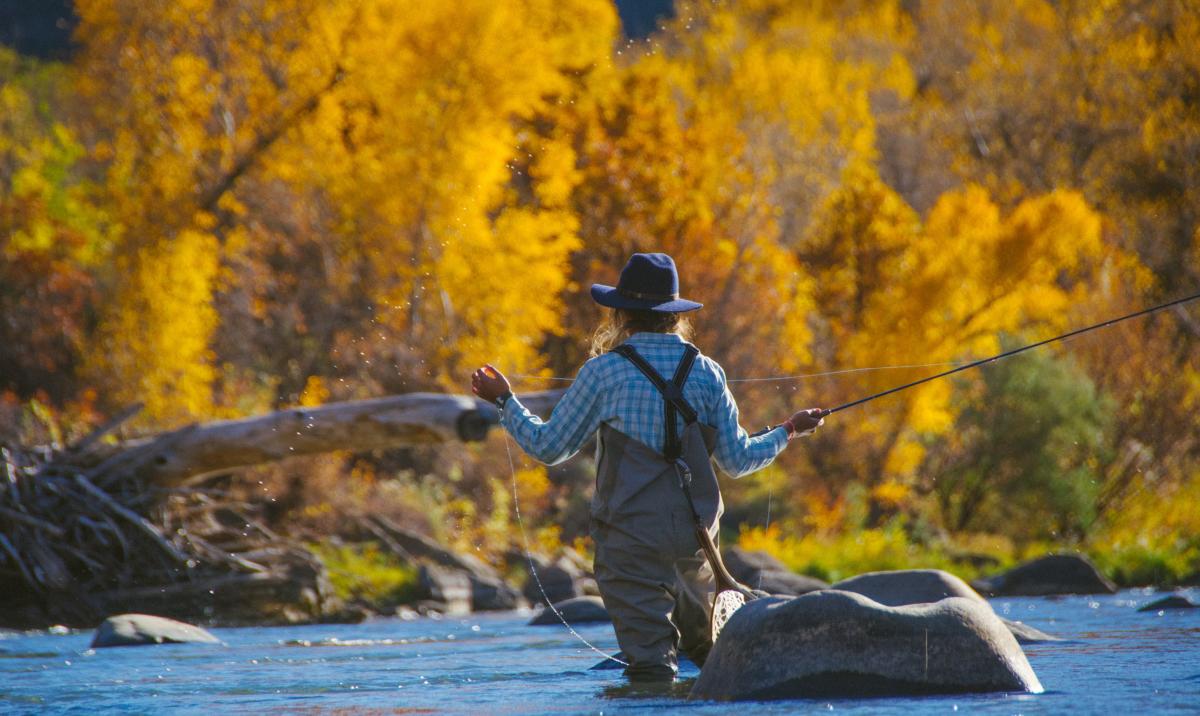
[[757, 488, 771, 592], [509, 360, 968, 386], [502, 432, 628, 667], [728, 362, 965, 383], [818, 290, 1200, 417]]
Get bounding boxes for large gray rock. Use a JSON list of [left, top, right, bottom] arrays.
[[528, 596, 610, 626], [831, 569, 986, 606], [972, 554, 1117, 596], [691, 591, 1042, 701], [723, 547, 790, 575], [469, 573, 523, 611], [417, 564, 471, 615], [831, 569, 1060, 644], [723, 548, 827, 596], [521, 554, 585, 607], [751, 570, 829, 597], [91, 614, 221, 648]]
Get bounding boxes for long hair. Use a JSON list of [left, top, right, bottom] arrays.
[[589, 308, 694, 357]]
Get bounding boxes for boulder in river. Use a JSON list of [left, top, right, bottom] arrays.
[[1000, 618, 1063, 644], [750, 570, 829, 597], [972, 554, 1117, 596], [831, 569, 985, 607], [722, 548, 827, 596], [528, 596, 610, 626], [690, 591, 1043, 701], [1138, 594, 1198, 612], [91, 614, 221, 648], [830, 569, 1060, 643], [722, 547, 788, 575]]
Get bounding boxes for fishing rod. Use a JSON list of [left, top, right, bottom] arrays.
[[818, 290, 1200, 418]]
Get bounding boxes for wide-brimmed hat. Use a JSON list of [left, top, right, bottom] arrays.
[[590, 253, 703, 313]]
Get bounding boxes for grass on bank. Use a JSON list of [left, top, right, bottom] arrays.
[[308, 541, 420, 607], [737, 508, 1200, 589]]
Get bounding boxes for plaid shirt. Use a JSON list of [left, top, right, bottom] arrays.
[[500, 332, 788, 478]]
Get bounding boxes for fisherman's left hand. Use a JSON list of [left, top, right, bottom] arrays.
[[471, 364, 511, 404]]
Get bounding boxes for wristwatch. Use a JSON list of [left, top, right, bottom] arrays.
[[494, 391, 513, 409]]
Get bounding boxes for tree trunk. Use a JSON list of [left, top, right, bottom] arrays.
[[85, 390, 565, 487]]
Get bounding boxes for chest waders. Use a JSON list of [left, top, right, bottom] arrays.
[[589, 343, 754, 681]]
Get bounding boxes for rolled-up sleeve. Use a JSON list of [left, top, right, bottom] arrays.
[[500, 360, 605, 465], [710, 365, 789, 478]]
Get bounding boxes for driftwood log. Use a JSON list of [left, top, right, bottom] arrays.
[[0, 389, 565, 628], [83, 390, 565, 487]]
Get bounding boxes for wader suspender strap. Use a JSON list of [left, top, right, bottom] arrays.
[[611, 344, 698, 460], [612, 345, 752, 605]]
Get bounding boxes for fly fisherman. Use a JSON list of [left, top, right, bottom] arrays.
[[471, 252, 825, 682]]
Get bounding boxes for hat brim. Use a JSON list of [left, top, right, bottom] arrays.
[[590, 284, 703, 313]]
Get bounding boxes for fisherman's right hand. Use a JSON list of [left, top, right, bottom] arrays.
[[784, 408, 825, 439]]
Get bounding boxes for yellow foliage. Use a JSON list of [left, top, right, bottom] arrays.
[[800, 493, 845, 534], [738, 522, 954, 583], [870, 480, 912, 510], [1089, 468, 1200, 580], [532, 524, 565, 556], [298, 376, 330, 408], [86, 229, 221, 425], [804, 163, 1120, 485], [514, 466, 552, 513]]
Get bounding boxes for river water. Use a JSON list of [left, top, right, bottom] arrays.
[[2, 589, 1197, 714]]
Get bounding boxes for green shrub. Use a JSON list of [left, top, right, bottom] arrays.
[[309, 541, 420, 606]]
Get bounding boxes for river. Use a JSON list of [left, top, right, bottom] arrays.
[[2, 589, 1197, 714]]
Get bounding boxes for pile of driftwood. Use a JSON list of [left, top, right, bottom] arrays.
[[0, 406, 330, 628], [0, 391, 562, 630]]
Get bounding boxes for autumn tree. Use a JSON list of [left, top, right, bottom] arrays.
[[897, 0, 1200, 521], [69, 0, 618, 425], [0, 48, 107, 403]]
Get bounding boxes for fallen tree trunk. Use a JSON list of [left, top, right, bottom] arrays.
[[86, 389, 566, 488]]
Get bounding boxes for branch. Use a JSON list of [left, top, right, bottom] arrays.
[[197, 68, 344, 217]]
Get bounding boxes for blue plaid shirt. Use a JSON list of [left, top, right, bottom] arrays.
[[500, 332, 789, 477]]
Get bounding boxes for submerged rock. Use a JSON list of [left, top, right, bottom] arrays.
[[1138, 594, 1199, 612], [1000, 618, 1063, 644], [528, 596, 610, 626], [831, 569, 985, 606], [691, 591, 1042, 701], [91, 614, 221, 648], [972, 554, 1117, 596]]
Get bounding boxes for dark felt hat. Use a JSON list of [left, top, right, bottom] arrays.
[[590, 253, 703, 313]]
